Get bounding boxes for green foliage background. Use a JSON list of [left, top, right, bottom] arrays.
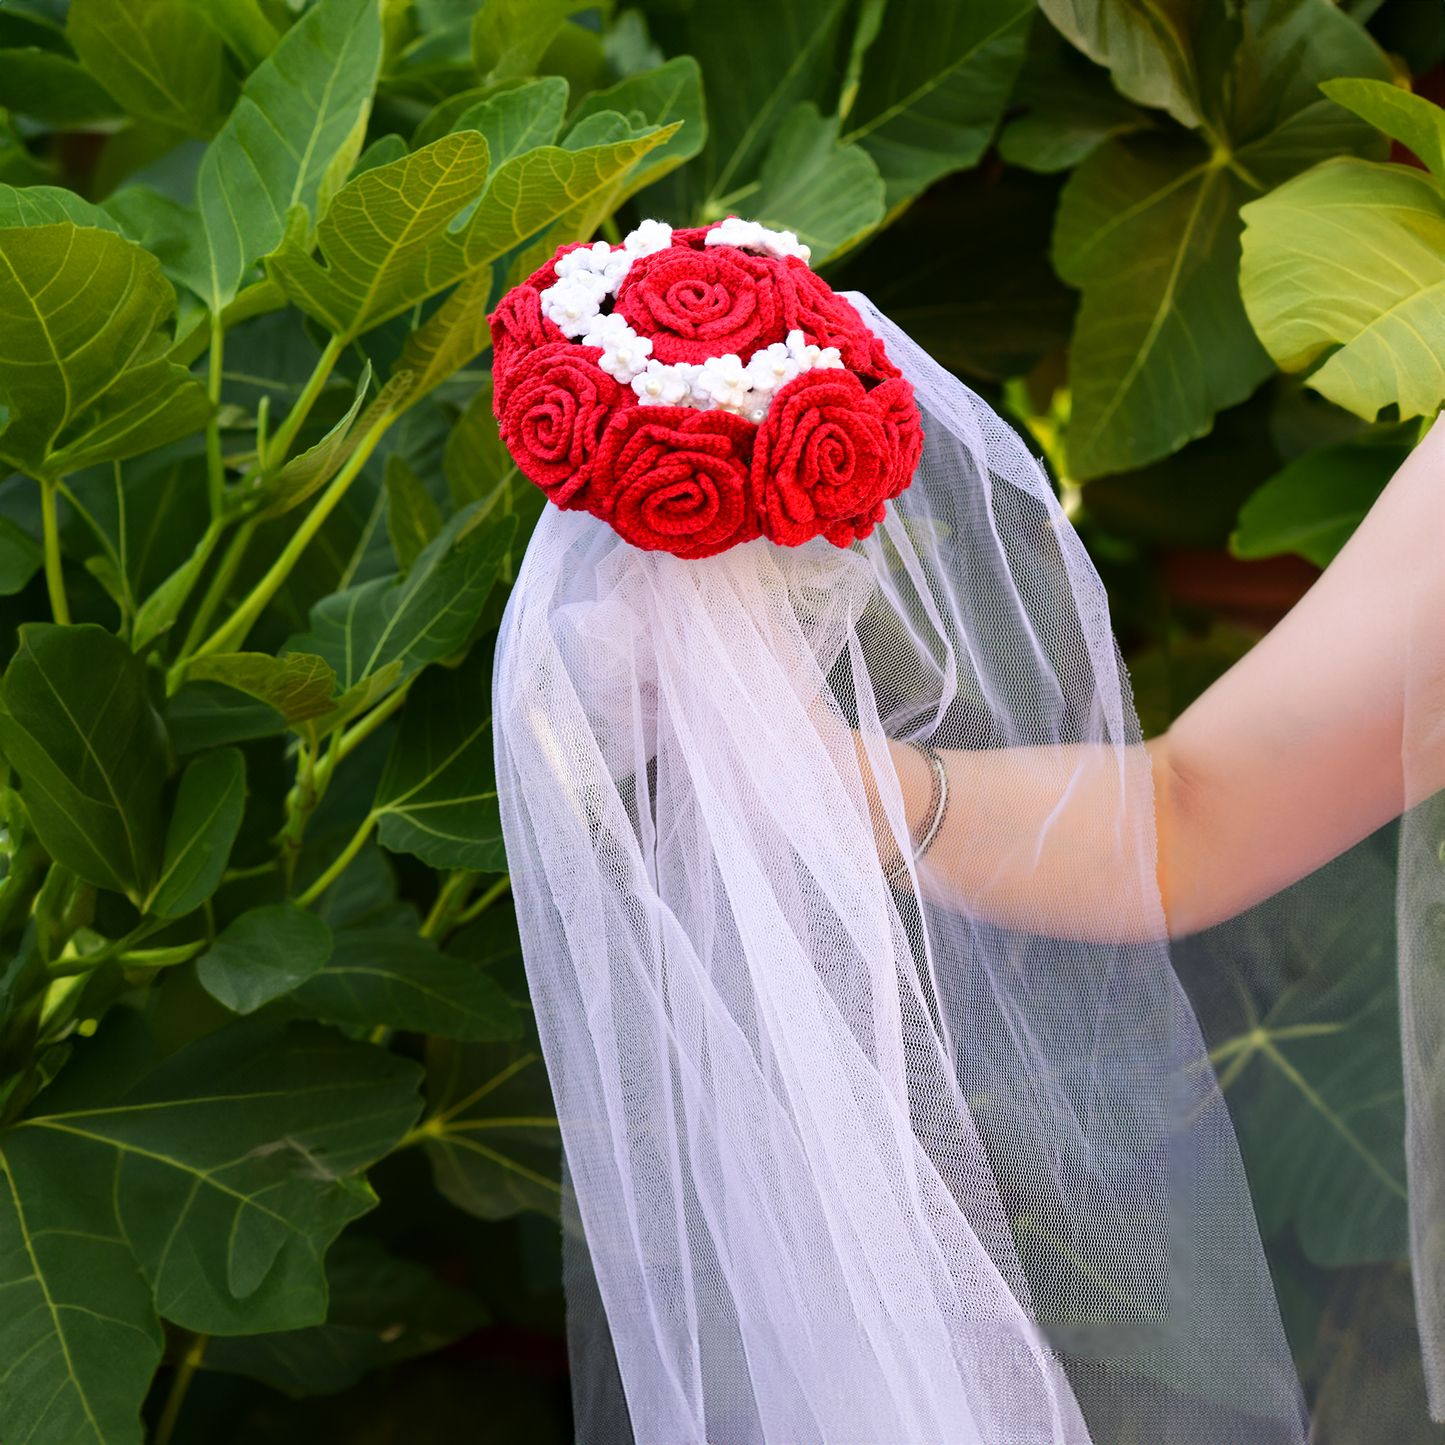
[[0, 0, 1440, 1440]]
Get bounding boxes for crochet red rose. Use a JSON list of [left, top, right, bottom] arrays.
[[614, 246, 786, 365], [498, 342, 633, 510], [751, 371, 893, 548], [592, 409, 759, 559], [490, 219, 923, 557]]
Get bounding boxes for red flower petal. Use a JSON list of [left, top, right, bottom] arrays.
[[615, 246, 788, 366], [498, 341, 635, 510], [750, 370, 893, 548], [589, 407, 759, 559]]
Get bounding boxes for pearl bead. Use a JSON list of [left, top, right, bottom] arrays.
[[645, 379, 662, 395], [771, 361, 787, 377], [616, 349, 631, 365], [565, 304, 581, 319]]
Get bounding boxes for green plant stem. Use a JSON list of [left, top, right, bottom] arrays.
[[205, 312, 226, 519], [191, 406, 399, 661], [38, 477, 69, 626], [295, 813, 376, 907], [155, 1331, 210, 1445], [421, 869, 475, 939], [335, 672, 417, 762], [264, 333, 344, 472], [452, 874, 510, 928], [171, 518, 258, 686]]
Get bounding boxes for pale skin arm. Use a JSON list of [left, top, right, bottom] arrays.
[[862, 415, 1445, 941]]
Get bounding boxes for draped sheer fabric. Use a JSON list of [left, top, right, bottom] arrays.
[[492, 297, 1316, 1443]]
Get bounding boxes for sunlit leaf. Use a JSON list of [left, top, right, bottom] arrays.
[[842, 0, 1032, 209], [394, 267, 494, 404], [420, 1035, 562, 1220], [451, 76, 568, 170], [461, 129, 681, 272], [193, 0, 382, 310], [373, 660, 504, 873], [197, 904, 335, 1013], [285, 506, 516, 692], [1240, 158, 1445, 422], [292, 925, 520, 1041], [1321, 77, 1445, 180], [149, 746, 246, 918], [749, 105, 884, 263], [68, 0, 233, 138], [0, 625, 168, 902], [385, 454, 443, 573], [267, 133, 490, 342], [0, 224, 211, 482], [0, 182, 123, 232], [1231, 435, 1414, 567]]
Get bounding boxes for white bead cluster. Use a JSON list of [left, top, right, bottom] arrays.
[[628, 330, 843, 423], [537, 221, 831, 424]]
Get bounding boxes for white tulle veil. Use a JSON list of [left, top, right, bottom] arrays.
[[492, 295, 1330, 1443]]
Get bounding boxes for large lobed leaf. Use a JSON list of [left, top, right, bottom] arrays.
[[267, 132, 490, 343], [0, 625, 169, 903], [67, 0, 234, 139], [0, 224, 211, 482], [0, 1017, 421, 1445], [286, 507, 516, 693], [842, 0, 1034, 210], [202, 1236, 487, 1396], [1239, 158, 1445, 422], [292, 924, 520, 1041], [191, 0, 382, 311], [374, 659, 505, 873], [749, 105, 884, 263], [420, 1034, 562, 1221], [1044, 0, 1392, 477]]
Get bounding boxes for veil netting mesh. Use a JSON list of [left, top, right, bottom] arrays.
[[492, 295, 1311, 1444]]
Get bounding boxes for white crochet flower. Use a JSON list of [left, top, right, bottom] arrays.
[[556, 239, 631, 293], [696, 354, 753, 412], [579, 311, 633, 348], [704, 218, 812, 264], [595, 325, 654, 383], [624, 219, 674, 257], [744, 342, 801, 396], [783, 329, 842, 372], [705, 216, 767, 252], [630, 360, 694, 406], [541, 280, 603, 337], [758, 227, 810, 263]]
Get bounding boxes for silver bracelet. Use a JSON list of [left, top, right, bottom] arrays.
[[884, 744, 948, 887]]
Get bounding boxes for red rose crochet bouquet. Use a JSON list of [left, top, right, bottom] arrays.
[[489, 217, 924, 559]]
